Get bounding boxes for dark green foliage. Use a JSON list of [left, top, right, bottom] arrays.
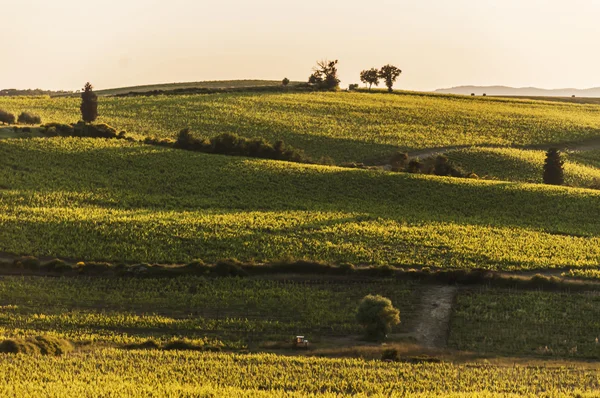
[[0, 109, 16, 125], [433, 155, 465, 177], [0, 336, 72, 355], [308, 60, 340, 90], [17, 112, 41, 125], [543, 148, 564, 185], [356, 295, 400, 341], [175, 130, 308, 163], [80, 82, 98, 123], [282, 78, 290, 86], [348, 84, 359, 90], [124, 340, 161, 350], [13, 256, 40, 270], [73, 122, 118, 138], [407, 159, 422, 173], [40, 122, 74, 136], [360, 68, 380, 90], [379, 65, 402, 92], [163, 340, 205, 351], [214, 260, 248, 277], [44, 258, 71, 273], [381, 348, 399, 361], [390, 152, 408, 172]]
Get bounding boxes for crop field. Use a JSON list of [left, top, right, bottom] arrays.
[[449, 287, 600, 358], [2, 91, 600, 162], [2, 348, 600, 397], [447, 147, 600, 188], [2, 138, 600, 269], [0, 276, 417, 345]]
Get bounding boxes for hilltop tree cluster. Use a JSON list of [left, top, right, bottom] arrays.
[[308, 60, 341, 90], [360, 65, 403, 92]]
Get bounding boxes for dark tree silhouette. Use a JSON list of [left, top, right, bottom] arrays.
[[80, 82, 98, 123], [0, 109, 15, 125], [308, 60, 340, 90], [282, 78, 290, 86], [360, 68, 380, 90], [379, 65, 402, 92], [543, 148, 564, 185]]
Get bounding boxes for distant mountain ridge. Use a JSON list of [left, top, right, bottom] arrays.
[[435, 85, 600, 98]]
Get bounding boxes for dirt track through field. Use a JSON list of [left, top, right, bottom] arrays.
[[413, 285, 458, 348]]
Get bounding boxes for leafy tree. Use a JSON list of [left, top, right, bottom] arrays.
[[80, 82, 98, 123], [356, 295, 400, 341], [379, 65, 402, 92], [282, 78, 290, 86], [308, 59, 340, 90], [543, 148, 564, 185], [390, 151, 408, 172], [17, 112, 41, 125], [0, 109, 15, 125], [360, 68, 380, 90]]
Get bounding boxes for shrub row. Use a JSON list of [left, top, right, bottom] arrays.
[[0, 336, 73, 356], [4, 256, 596, 292], [124, 339, 222, 352], [390, 152, 476, 178], [40, 122, 125, 139], [174, 129, 309, 163], [0, 110, 41, 125]]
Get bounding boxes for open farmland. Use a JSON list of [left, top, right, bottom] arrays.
[[3, 91, 600, 163], [2, 137, 600, 269]]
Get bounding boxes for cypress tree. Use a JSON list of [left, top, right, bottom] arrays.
[[543, 148, 564, 185], [80, 82, 98, 123]]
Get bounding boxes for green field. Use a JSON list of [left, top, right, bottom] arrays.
[[449, 287, 600, 358], [447, 147, 600, 188], [3, 91, 600, 163], [0, 276, 599, 396], [2, 137, 600, 269], [0, 276, 417, 345]]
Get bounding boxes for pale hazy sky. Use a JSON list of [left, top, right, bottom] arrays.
[[3, 0, 600, 91]]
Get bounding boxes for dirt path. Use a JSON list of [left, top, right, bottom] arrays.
[[413, 285, 458, 349]]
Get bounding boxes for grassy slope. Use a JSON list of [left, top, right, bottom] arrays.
[[2, 91, 600, 163], [1, 138, 600, 269], [447, 147, 600, 188], [93, 79, 294, 96]]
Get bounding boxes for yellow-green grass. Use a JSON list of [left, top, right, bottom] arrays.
[[1, 138, 600, 269], [2, 349, 599, 397], [447, 147, 600, 188], [3, 91, 600, 162], [449, 288, 600, 359]]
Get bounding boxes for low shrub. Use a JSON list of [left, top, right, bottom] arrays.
[[124, 340, 161, 350], [17, 112, 41, 125], [43, 258, 71, 273], [0, 336, 72, 356], [40, 123, 74, 136], [13, 256, 40, 270], [0, 109, 15, 125], [214, 260, 248, 277], [381, 348, 399, 361], [163, 340, 204, 351]]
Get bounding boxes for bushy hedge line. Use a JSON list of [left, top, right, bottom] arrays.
[[2, 256, 593, 292], [174, 129, 309, 163]]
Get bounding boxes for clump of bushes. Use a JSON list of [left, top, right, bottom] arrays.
[[175, 129, 309, 163], [13, 256, 40, 270], [393, 153, 468, 178], [0, 109, 15, 125], [356, 295, 400, 341], [17, 112, 41, 125], [0, 336, 73, 356]]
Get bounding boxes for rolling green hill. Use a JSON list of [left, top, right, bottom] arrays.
[[3, 91, 600, 163], [447, 147, 600, 189], [1, 137, 599, 269]]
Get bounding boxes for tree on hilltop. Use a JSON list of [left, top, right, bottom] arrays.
[[379, 65, 402, 92], [282, 78, 290, 86], [360, 68, 380, 90], [308, 59, 340, 90], [80, 82, 98, 123], [543, 148, 564, 185]]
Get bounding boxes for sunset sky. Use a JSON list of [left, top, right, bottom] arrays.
[[3, 0, 600, 91]]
